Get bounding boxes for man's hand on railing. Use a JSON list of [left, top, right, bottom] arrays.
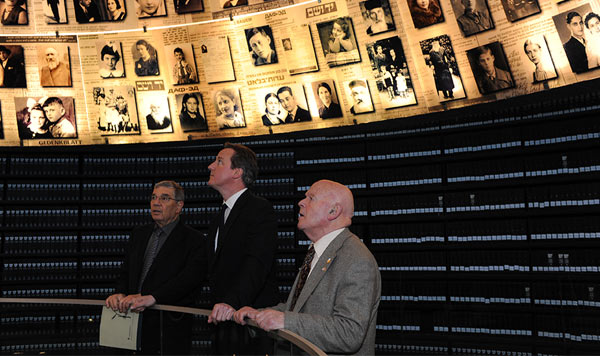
[[105, 293, 126, 311], [207, 302, 235, 324], [233, 306, 258, 325], [233, 307, 284, 331], [129, 295, 156, 312]]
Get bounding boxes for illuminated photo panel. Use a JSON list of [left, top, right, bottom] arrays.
[[38, 44, 72, 87], [450, 0, 493, 36], [132, 39, 160, 77], [15, 96, 77, 139], [165, 43, 199, 85], [245, 26, 278, 67], [522, 35, 558, 83], [92, 86, 140, 136], [316, 17, 361, 67], [176, 92, 208, 132], [466, 41, 515, 95], [97, 40, 126, 79], [0, 44, 25, 88], [407, 0, 444, 29], [344, 79, 374, 115], [360, 0, 396, 36], [420, 35, 466, 102], [309, 79, 343, 119], [213, 88, 246, 130]]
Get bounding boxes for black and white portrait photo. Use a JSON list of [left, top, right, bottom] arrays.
[[360, 0, 395, 35], [174, 0, 202, 13], [74, 0, 126, 22], [166, 43, 198, 85], [245, 26, 278, 66], [407, 0, 444, 29], [74, 0, 100, 22], [522, 35, 557, 83], [15, 96, 77, 139], [255, 89, 286, 126], [213, 88, 245, 130], [310, 80, 343, 119], [0, 44, 26, 88], [132, 39, 159, 77], [316, 17, 361, 67], [97, 41, 125, 79], [344, 79, 374, 115], [176, 92, 207, 132], [366, 36, 416, 109], [138, 92, 172, 133], [44, 0, 67, 23], [553, 4, 596, 74], [136, 0, 165, 18], [0, 0, 28, 25], [450, 0, 493, 36], [92, 86, 140, 135], [38, 44, 72, 87], [420, 35, 466, 102], [466, 41, 515, 95], [500, 0, 539, 22]]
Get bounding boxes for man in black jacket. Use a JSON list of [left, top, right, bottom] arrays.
[[105, 180, 205, 355], [206, 143, 279, 355]]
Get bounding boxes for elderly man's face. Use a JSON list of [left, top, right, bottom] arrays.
[[46, 48, 60, 70], [351, 85, 368, 104], [525, 43, 541, 64], [568, 15, 584, 38], [297, 182, 332, 237], [478, 51, 495, 74], [277, 90, 297, 112], [249, 32, 271, 60], [150, 186, 182, 227], [462, 0, 476, 12]]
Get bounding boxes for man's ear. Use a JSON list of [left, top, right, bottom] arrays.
[[232, 167, 244, 180], [327, 204, 342, 221]]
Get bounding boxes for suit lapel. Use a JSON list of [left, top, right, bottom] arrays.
[[144, 221, 183, 282], [292, 229, 351, 312], [213, 190, 250, 258]]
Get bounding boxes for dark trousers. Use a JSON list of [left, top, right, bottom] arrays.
[[213, 321, 274, 355]]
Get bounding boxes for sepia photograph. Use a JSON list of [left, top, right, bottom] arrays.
[[74, 0, 126, 22], [74, 0, 101, 22], [37, 44, 72, 87], [213, 88, 245, 130], [366, 36, 417, 109], [92, 86, 140, 135], [420, 35, 466, 102], [199, 36, 235, 83], [245, 26, 278, 66], [166, 43, 198, 85], [256, 84, 311, 126], [174, 0, 202, 13], [466, 41, 515, 95], [221, 0, 246, 8], [0, 44, 26, 88], [500, 0, 539, 22], [0, 0, 28, 25], [137, 92, 173, 133], [255, 89, 286, 126], [310, 79, 343, 119], [132, 39, 159, 77], [97, 40, 125, 79], [450, 0, 493, 36], [360, 0, 395, 35], [15, 96, 77, 139], [553, 4, 597, 74], [136, 0, 165, 17], [522, 35, 558, 83], [176, 92, 207, 132], [343, 79, 374, 115], [407, 0, 444, 29], [316, 17, 361, 67], [278, 24, 319, 75], [44, 0, 67, 23]]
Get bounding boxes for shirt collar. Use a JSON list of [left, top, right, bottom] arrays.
[[157, 216, 179, 237], [223, 187, 247, 210], [312, 228, 344, 262]]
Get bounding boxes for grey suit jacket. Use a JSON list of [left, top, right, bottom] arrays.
[[273, 228, 381, 355]]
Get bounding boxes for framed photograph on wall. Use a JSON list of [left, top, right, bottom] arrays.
[[343, 79, 374, 115], [165, 43, 198, 85], [360, 0, 395, 35], [316, 17, 361, 67], [176, 92, 208, 132], [132, 39, 160, 77], [37, 44, 72, 87], [466, 41, 515, 95], [212, 88, 245, 130], [92, 86, 140, 135], [552, 4, 596, 74], [522, 35, 558, 83], [407, 0, 444, 29], [97, 41, 125, 79], [174, 0, 203, 13], [420, 35, 466, 102], [244, 26, 278, 66], [14, 96, 77, 139], [309, 79, 343, 119], [450, 0, 493, 36], [0, 0, 28, 25], [500, 0, 540, 22], [0, 44, 26, 88], [45, 0, 67, 23], [136, 83, 173, 134]]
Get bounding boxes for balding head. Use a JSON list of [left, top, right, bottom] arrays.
[[297, 179, 354, 242]]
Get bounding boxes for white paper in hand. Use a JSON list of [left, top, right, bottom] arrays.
[[99, 306, 142, 350]]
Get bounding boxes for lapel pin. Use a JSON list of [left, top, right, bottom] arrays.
[[326, 258, 332, 264]]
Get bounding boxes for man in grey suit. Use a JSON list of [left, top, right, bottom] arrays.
[[234, 179, 381, 355]]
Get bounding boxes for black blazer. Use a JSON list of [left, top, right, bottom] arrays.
[[207, 190, 279, 309], [116, 220, 205, 354], [285, 106, 312, 123], [563, 37, 588, 74]]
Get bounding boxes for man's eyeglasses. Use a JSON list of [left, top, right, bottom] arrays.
[[150, 195, 179, 203]]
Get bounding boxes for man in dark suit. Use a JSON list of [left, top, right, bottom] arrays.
[[206, 143, 279, 355], [276, 86, 312, 123], [105, 180, 204, 355], [74, 0, 100, 23], [234, 180, 381, 355], [563, 11, 588, 73], [0, 45, 26, 88]]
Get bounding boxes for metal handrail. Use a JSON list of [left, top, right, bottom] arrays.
[[0, 297, 327, 356]]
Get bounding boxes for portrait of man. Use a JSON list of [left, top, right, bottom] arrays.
[[523, 35, 557, 83], [98, 41, 125, 79], [420, 35, 466, 102], [0, 45, 26, 88], [245, 26, 278, 66], [316, 17, 361, 67], [14, 96, 76, 139], [467, 42, 514, 94], [146, 102, 171, 131], [133, 39, 159, 76], [39, 45, 72, 87], [345, 79, 374, 115], [360, 0, 395, 35], [42, 97, 77, 138], [311, 80, 343, 119], [93, 86, 140, 135], [167, 45, 198, 85], [553, 6, 592, 74], [174, 0, 203, 13], [500, 0, 539, 22], [74, 0, 100, 23], [282, 38, 292, 51], [276, 85, 312, 123], [451, 0, 493, 36], [136, 0, 165, 17]]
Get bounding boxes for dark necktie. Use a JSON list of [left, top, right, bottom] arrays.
[[216, 203, 227, 251], [138, 227, 164, 292], [289, 245, 315, 311]]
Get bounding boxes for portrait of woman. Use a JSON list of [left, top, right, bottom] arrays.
[[178, 93, 208, 132], [316, 82, 343, 119], [328, 18, 355, 53], [106, 0, 125, 20], [316, 17, 361, 67], [214, 89, 245, 129], [408, 0, 444, 28], [261, 93, 285, 126], [26, 104, 52, 139], [133, 39, 159, 76], [0, 0, 28, 25]]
